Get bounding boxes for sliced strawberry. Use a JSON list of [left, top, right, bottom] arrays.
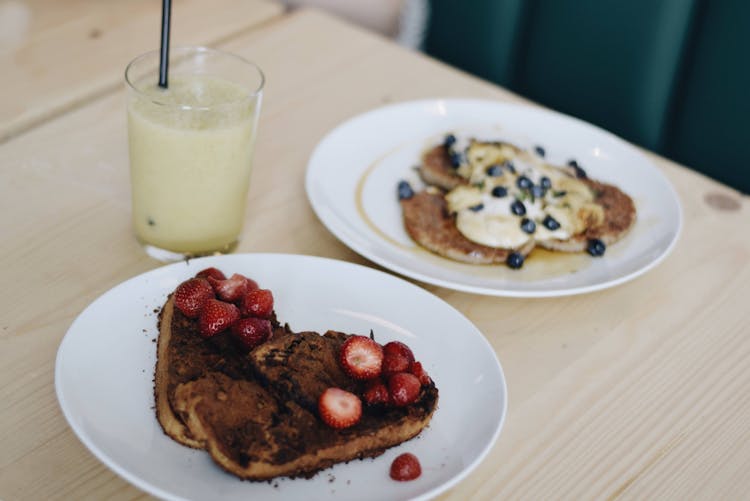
[[241, 288, 274, 318], [231, 317, 272, 350], [383, 341, 415, 364], [363, 380, 389, 406], [318, 387, 362, 429], [208, 273, 249, 303], [409, 361, 432, 386], [388, 372, 421, 407], [173, 278, 214, 318], [195, 267, 226, 281], [339, 336, 383, 380], [390, 453, 422, 481], [382, 352, 410, 378], [198, 299, 240, 338]]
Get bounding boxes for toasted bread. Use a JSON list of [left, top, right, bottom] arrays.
[[155, 296, 439, 480]]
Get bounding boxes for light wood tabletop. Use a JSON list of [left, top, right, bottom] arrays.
[[1, 6, 749, 501]]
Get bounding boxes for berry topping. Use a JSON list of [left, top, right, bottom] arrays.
[[520, 217, 536, 234], [231, 317, 272, 350], [531, 185, 545, 199], [195, 267, 226, 281], [568, 159, 587, 178], [542, 215, 561, 230], [198, 299, 240, 338], [516, 175, 533, 190], [449, 151, 463, 168], [390, 453, 421, 481], [339, 336, 384, 380], [388, 372, 421, 407], [468, 203, 484, 212], [486, 164, 503, 177], [443, 134, 456, 148], [503, 160, 517, 174], [208, 273, 250, 303], [534, 145, 546, 157], [174, 278, 214, 318], [587, 238, 606, 257], [506, 252, 524, 269], [363, 380, 390, 406], [510, 200, 526, 216], [540, 176, 552, 190], [397, 180, 414, 201], [491, 186, 508, 198], [241, 288, 274, 318], [318, 388, 362, 429], [383, 341, 415, 364], [409, 361, 432, 386]]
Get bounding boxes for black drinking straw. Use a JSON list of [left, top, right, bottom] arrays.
[[158, 0, 172, 88]]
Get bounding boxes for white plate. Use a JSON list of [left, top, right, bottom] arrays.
[[306, 99, 682, 297], [55, 254, 506, 501]]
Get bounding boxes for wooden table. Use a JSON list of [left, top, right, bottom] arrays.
[[2, 6, 749, 500]]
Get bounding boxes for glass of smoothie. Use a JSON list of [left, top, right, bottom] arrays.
[[125, 47, 264, 261]]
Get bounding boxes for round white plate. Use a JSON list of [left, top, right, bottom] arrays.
[[55, 254, 506, 501], [306, 99, 682, 297]]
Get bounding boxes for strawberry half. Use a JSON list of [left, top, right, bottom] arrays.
[[241, 288, 274, 318], [409, 361, 432, 386], [388, 372, 421, 407], [318, 388, 362, 429], [231, 317, 272, 350], [195, 267, 226, 281], [339, 336, 383, 380], [390, 453, 422, 481], [382, 352, 410, 378], [208, 273, 249, 303], [173, 278, 214, 318], [363, 379, 389, 406], [198, 299, 240, 338]]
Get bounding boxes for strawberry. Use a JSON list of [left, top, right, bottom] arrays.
[[388, 372, 421, 407], [231, 317, 272, 350], [173, 278, 214, 318], [241, 288, 274, 318], [195, 267, 226, 281], [383, 341, 415, 364], [339, 335, 383, 380], [208, 273, 249, 303], [390, 453, 421, 481], [409, 361, 432, 386], [382, 352, 410, 378], [318, 387, 362, 429], [198, 299, 240, 338], [363, 380, 389, 406]]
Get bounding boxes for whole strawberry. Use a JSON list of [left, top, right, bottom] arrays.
[[198, 299, 240, 338], [390, 453, 421, 481], [363, 379, 389, 406], [232, 317, 272, 350], [195, 267, 226, 281], [173, 278, 214, 318], [208, 273, 250, 303], [241, 288, 274, 318], [388, 372, 421, 407]]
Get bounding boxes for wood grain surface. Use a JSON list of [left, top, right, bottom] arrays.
[[1, 7, 748, 501]]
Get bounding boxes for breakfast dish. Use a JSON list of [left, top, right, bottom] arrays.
[[155, 267, 438, 481], [399, 136, 637, 268], [306, 99, 681, 296], [55, 254, 507, 500]]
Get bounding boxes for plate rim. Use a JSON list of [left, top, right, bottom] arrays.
[[55, 252, 508, 501], [305, 98, 683, 297]]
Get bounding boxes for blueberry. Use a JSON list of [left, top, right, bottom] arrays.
[[506, 252, 524, 269], [449, 151, 463, 168], [542, 215, 560, 230], [486, 164, 503, 177], [469, 203, 484, 212], [552, 190, 567, 198], [534, 145, 546, 157], [510, 200, 526, 216], [491, 186, 508, 198], [587, 238, 606, 257], [567, 159, 587, 178], [504, 161, 517, 174], [520, 217, 536, 234], [443, 134, 457, 148], [516, 175, 533, 190], [531, 185, 545, 199], [540, 176, 552, 190], [397, 180, 414, 200]]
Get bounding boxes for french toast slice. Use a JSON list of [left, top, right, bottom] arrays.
[[173, 332, 438, 480], [155, 295, 439, 480]]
